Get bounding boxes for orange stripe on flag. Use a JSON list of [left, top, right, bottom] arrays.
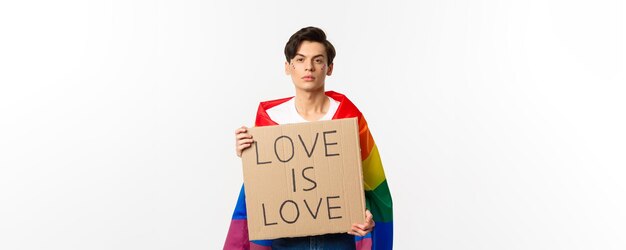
[[359, 117, 375, 160]]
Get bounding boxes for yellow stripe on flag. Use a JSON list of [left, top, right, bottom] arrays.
[[362, 144, 386, 191]]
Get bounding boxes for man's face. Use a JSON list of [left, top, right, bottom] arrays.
[[285, 41, 333, 92]]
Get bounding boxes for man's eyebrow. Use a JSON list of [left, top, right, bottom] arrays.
[[295, 53, 326, 58]]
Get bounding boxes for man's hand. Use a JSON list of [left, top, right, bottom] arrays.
[[348, 210, 375, 236], [235, 126, 253, 157]]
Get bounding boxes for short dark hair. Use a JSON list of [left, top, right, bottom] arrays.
[[284, 26, 336, 65]]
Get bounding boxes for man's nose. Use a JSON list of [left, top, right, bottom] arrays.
[[305, 60, 315, 71]]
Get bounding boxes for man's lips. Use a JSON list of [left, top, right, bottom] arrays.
[[301, 76, 316, 81]]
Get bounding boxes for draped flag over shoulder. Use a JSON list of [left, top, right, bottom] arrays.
[[224, 91, 393, 250]]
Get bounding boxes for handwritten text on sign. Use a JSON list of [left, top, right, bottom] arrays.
[[254, 130, 342, 225]]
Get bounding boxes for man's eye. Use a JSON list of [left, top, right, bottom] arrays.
[[315, 59, 323, 63], [296, 58, 304, 62]]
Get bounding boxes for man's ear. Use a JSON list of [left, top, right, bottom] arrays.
[[326, 63, 334, 76], [284, 61, 291, 75]]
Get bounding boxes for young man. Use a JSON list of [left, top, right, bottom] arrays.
[[224, 27, 393, 250]]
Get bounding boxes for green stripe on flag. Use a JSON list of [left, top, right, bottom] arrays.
[[365, 180, 393, 222]]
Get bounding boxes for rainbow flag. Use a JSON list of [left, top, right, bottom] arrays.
[[224, 91, 393, 250]]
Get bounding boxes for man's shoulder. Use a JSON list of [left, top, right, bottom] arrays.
[[260, 96, 293, 105], [258, 96, 294, 112]]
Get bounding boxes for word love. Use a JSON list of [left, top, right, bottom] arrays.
[[262, 196, 343, 226], [254, 130, 340, 165]]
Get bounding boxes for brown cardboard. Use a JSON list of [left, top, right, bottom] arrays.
[[241, 117, 365, 240]]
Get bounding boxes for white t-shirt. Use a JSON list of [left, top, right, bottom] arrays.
[[266, 96, 340, 124]]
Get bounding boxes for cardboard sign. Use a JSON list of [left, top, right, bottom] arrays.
[[241, 118, 365, 240]]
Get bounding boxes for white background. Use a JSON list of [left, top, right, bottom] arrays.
[[1, 0, 625, 249]]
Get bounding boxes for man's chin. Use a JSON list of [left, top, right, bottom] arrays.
[[294, 82, 325, 92]]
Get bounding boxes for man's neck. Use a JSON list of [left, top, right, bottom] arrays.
[[294, 89, 329, 121]]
